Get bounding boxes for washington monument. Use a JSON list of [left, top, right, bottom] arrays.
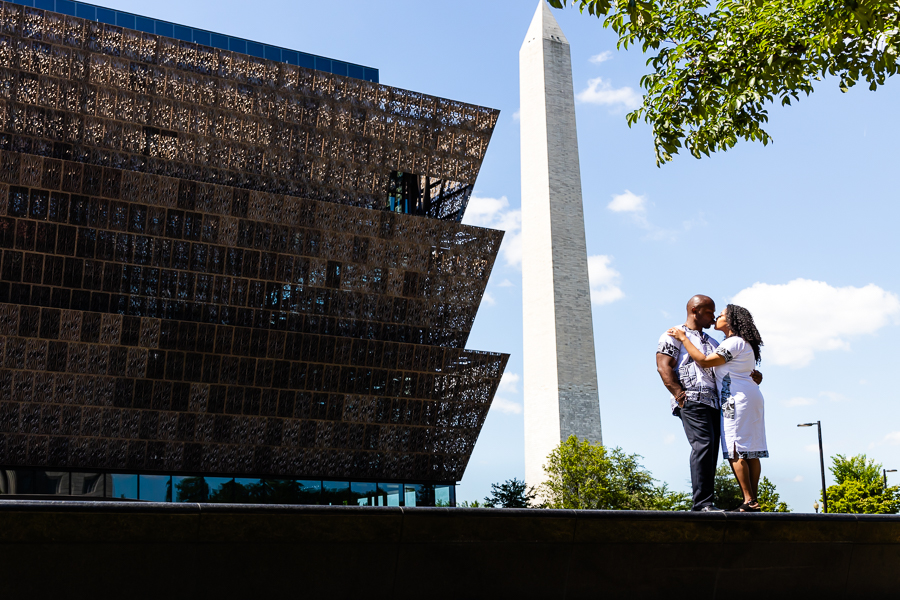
[[520, 1, 602, 490]]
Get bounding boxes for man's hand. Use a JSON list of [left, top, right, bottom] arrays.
[[656, 353, 684, 403], [751, 370, 763, 385]]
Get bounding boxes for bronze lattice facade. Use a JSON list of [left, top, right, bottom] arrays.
[[0, 0, 506, 486]]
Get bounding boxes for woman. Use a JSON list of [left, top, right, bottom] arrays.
[[667, 304, 766, 512]]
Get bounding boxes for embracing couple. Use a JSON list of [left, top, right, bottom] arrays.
[[656, 295, 767, 512]]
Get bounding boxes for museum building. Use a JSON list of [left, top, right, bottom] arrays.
[[0, 0, 506, 506]]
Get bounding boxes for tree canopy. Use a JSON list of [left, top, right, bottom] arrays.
[[549, 0, 900, 164], [824, 454, 900, 514], [484, 478, 538, 508], [539, 435, 691, 510]]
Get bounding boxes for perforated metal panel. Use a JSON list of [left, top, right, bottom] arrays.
[[0, 2, 506, 482]]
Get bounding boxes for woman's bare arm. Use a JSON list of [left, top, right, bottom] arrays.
[[666, 327, 726, 368]]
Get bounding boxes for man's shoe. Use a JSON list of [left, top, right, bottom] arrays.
[[699, 505, 726, 512]]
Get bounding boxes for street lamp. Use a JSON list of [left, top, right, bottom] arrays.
[[798, 421, 828, 514], [884, 469, 897, 488]]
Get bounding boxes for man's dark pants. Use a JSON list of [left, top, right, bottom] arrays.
[[679, 401, 721, 510]]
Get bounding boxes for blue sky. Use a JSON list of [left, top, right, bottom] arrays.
[[91, 0, 900, 511]]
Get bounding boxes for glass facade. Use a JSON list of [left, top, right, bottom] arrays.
[[4, 0, 378, 82], [0, 467, 456, 506]]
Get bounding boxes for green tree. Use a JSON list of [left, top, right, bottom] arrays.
[[208, 479, 252, 503], [823, 454, 900, 514], [483, 478, 537, 508], [539, 435, 691, 510], [174, 476, 209, 502], [714, 463, 744, 510], [757, 477, 790, 512], [550, 0, 900, 164], [458, 500, 487, 508]]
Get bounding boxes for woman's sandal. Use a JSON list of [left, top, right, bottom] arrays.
[[733, 502, 761, 512]]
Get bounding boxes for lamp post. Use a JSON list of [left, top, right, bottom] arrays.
[[798, 421, 827, 514], [884, 469, 897, 488]]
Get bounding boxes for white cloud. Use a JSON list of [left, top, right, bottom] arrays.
[[499, 372, 520, 394], [607, 190, 646, 213], [883, 432, 900, 445], [492, 397, 522, 414], [663, 433, 676, 444], [606, 189, 700, 242], [462, 195, 522, 268], [512, 110, 520, 121], [492, 372, 522, 415], [576, 77, 641, 110], [820, 391, 848, 403], [498, 279, 514, 288], [787, 397, 816, 407], [730, 279, 900, 368], [793, 475, 804, 482], [589, 51, 613, 64], [482, 292, 496, 306], [588, 255, 624, 306]]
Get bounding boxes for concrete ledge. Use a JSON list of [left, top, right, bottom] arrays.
[[1, 501, 898, 599]]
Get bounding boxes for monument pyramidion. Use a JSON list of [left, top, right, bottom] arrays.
[[520, 0, 603, 491]]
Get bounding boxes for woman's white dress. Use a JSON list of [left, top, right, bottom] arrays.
[[714, 336, 768, 459]]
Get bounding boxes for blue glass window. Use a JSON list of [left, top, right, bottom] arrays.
[[264, 45, 281, 61], [138, 474, 171, 502], [32, 471, 68, 494], [173, 24, 192, 42], [296, 480, 322, 504], [297, 53, 315, 69], [351, 482, 377, 506], [229, 37, 246, 54], [331, 61, 349, 77], [111, 474, 138, 499], [348, 65, 363, 80], [72, 473, 106, 496], [193, 30, 210, 47], [55, 0, 75, 15], [315, 57, 332, 73], [377, 483, 402, 506], [364, 68, 379, 83], [35, 0, 54, 10], [173, 476, 209, 501], [75, 3, 95, 20], [114, 11, 134, 29], [404, 484, 436, 507], [155, 21, 173, 38], [322, 481, 352, 505], [135, 16, 155, 34], [435, 484, 453, 507], [210, 33, 229, 50], [282, 50, 298, 66], [246, 41, 264, 58]]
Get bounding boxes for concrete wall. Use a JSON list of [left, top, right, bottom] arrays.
[[1, 501, 898, 599]]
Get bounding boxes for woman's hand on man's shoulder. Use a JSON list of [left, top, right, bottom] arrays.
[[666, 327, 686, 342]]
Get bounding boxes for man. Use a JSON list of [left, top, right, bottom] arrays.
[[656, 295, 762, 511]]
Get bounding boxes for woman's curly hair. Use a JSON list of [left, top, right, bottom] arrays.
[[725, 304, 763, 364]]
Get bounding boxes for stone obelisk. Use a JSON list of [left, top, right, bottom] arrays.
[[520, 0, 602, 490]]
